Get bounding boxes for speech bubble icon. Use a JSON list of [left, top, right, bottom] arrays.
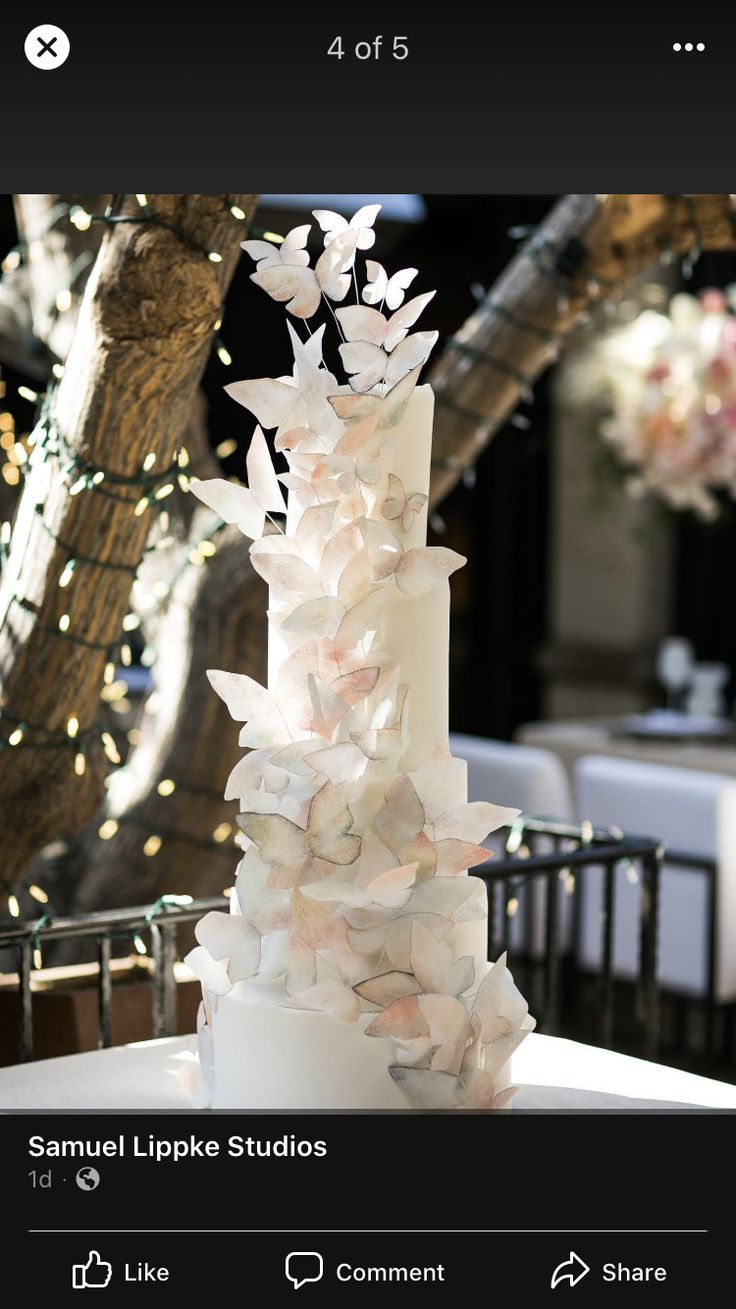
[[285, 1251, 324, 1290]]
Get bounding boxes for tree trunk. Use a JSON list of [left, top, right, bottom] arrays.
[[428, 193, 736, 506], [0, 194, 255, 892]]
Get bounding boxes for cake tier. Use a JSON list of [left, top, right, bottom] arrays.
[[211, 983, 407, 1109], [210, 970, 512, 1110]]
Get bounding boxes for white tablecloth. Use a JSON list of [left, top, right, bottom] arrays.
[[1, 1033, 735, 1110], [518, 718, 736, 784]]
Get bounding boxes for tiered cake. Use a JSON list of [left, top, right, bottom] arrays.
[[183, 205, 534, 1109]]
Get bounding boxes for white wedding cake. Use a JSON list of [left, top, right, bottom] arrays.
[[182, 205, 534, 1110]]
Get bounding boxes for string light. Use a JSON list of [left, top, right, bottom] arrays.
[[143, 834, 162, 857], [8, 895, 20, 918], [8, 726, 24, 746], [66, 716, 79, 738], [58, 614, 70, 632], [29, 885, 49, 904], [157, 778, 176, 797], [122, 612, 141, 632], [177, 447, 190, 468], [212, 821, 232, 843], [98, 819, 119, 841], [74, 751, 86, 776], [101, 732, 121, 765], [120, 643, 132, 667], [17, 386, 38, 403], [216, 344, 232, 366], [229, 204, 246, 221], [506, 897, 519, 918], [58, 559, 76, 588], [69, 206, 92, 231], [142, 452, 157, 472], [215, 439, 237, 459]]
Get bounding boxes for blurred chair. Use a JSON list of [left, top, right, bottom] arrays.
[[574, 755, 736, 1025], [450, 734, 574, 958], [450, 734, 573, 819]]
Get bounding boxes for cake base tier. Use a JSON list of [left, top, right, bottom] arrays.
[[208, 977, 512, 1110], [210, 990, 407, 1109]]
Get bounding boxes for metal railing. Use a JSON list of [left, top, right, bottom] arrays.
[[0, 817, 665, 1063], [0, 895, 225, 1062], [472, 817, 664, 1057]]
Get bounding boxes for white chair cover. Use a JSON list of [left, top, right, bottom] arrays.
[[575, 754, 736, 1002]]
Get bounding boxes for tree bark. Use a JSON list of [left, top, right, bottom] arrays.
[[0, 194, 255, 891], [428, 193, 736, 506]]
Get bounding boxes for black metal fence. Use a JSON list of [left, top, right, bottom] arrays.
[[0, 817, 665, 1064]]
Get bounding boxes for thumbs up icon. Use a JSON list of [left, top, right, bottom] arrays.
[[72, 1251, 113, 1289]]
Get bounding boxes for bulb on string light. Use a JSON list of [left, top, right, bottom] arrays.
[[8, 895, 20, 918], [58, 614, 71, 632], [157, 778, 176, 797], [135, 194, 149, 208], [66, 716, 79, 738], [133, 934, 147, 955], [52, 363, 65, 380], [91, 470, 105, 485], [18, 386, 39, 403], [198, 540, 217, 557], [98, 819, 119, 841], [74, 751, 86, 777], [208, 251, 223, 264], [177, 473, 190, 492], [58, 559, 77, 588], [134, 496, 151, 517], [230, 204, 246, 220], [143, 834, 162, 857], [262, 231, 284, 245], [33, 945, 43, 971], [70, 206, 92, 231], [159, 511, 170, 533], [8, 726, 25, 746], [101, 732, 121, 765], [122, 612, 141, 632], [69, 476, 88, 496], [506, 897, 519, 918], [155, 483, 174, 500], [212, 821, 232, 843], [142, 452, 157, 472], [104, 661, 115, 685], [213, 318, 223, 333], [177, 447, 190, 468], [55, 289, 72, 313], [120, 643, 132, 667], [188, 548, 205, 566], [1, 521, 11, 547], [29, 885, 49, 904], [217, 344, 232, 366], [215, 439, 237, 458]]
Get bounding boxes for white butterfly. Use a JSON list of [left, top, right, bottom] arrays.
[[339, 330, 438, 394], [329, 362, 423, 429], [225, 324, 343, 444], [241, 224, 311, 270], [190, 425, 286, 539], [313, 204, 381, 257], [381, 474, 428, 532], [362, 261, 418, 310], [238, 782, 362, 888], [336, 292, 435, 352], [250, 228, 360, 318]]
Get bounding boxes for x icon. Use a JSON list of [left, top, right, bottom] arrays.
[[37, 35, 58, 57]]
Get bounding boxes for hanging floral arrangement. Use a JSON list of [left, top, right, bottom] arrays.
[[595, 289, 736, 519]]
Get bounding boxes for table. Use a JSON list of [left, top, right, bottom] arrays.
[[1, 1033, 735, 1111], [518, 718, 736, 785]]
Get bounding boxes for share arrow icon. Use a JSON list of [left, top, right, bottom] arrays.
[[550, 1251, 591, 1289]]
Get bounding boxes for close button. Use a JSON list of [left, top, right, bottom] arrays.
[[24, 25, 71, 70]]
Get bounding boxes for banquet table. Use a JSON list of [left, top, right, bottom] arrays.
[[1, 1033, 735, 1111], [517, 717, 736, 785]]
